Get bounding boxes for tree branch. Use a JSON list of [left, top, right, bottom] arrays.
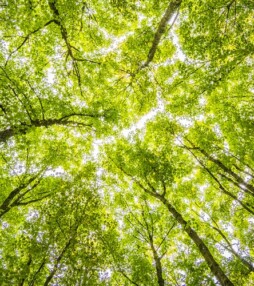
[[5, 20, 56, 65]]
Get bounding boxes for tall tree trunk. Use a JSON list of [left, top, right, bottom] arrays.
[[140, 0, 182, 69], [211, 224, 254, 272], [0, 175, 40, 217], [114, 160, 234, 285], [0, 116, 92, 143], [154, 193, 234, 286], [150, 239, 165, 286], [43, 239, 71, 286], [200, 148, 254, 194], [142, 206, 165, 286], [183, 145, 254, 215], [134, 179, 234, 285], [185, 139, 254, 194], [19, 256, 32, 286], [29, 259, 46, 286]]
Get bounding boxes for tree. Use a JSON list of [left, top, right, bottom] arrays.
[[0, 0, 254, 285]]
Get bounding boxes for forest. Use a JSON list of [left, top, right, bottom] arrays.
[[0, 0, 254, 285]]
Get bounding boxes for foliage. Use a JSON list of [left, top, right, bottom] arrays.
[[0, 0, 254, 285]]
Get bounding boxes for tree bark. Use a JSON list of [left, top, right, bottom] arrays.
[[142, 206, 165, 286], [219, 172, 254, 197], [183, 145, 254, 215], [0, 116, 92, 143], [212, 225, 254, 272], [154, 193, 234, 286], [29, 259, 46, 286], [0, 174, 40, 218], [185, 140, 254, 194], [113, 160, 234, 285], [140, 0, 182, 69], [200, 148, 254, 193], [150, 240, 165, 286], [133, 179, 234, 285], [43, 239, 71, 286]]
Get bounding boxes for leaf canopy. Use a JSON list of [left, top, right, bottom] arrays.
[[0, 0, 254, 285]]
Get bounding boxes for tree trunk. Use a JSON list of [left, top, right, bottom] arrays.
[[187, 142, 254, 194], [212, 225, 254, 272], [183, 145, 254, 215], [0, 117, 92, 143], [150, 240, 164, 286], [43, 239, 71, 286], [0, 174, 41, 218], [141, 0, 182, 69], [150, 192, 234, 286]]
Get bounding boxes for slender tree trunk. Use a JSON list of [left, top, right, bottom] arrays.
[[232, 163, 254, 179], [219, 172, 254, 197], [140, 0, 182, 69], [200, 160, 254, 215], [185, 140, 254, 194], [0, 175, 41, 218], [183, 145, 254, 215], [19, 256, 32, 286], [212, 225, 254, 272], [141, 202, 165, 286], [150, 240, 164, 286], [115, 162, 234, 285], [149, 192, 234, 286], [0, 117, 92, 143], [43, 239, 71, 286], [29, 259, 46, 286], [201, 148, 254, 193], [119, 271, 140, 286]]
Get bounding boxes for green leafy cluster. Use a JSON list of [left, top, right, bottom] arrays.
[[0, 0, 254, 285]]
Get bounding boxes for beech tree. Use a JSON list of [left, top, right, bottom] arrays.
[[0, 0, 254, 285]]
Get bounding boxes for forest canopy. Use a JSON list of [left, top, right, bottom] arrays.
[[0, 0, 254, 285]]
